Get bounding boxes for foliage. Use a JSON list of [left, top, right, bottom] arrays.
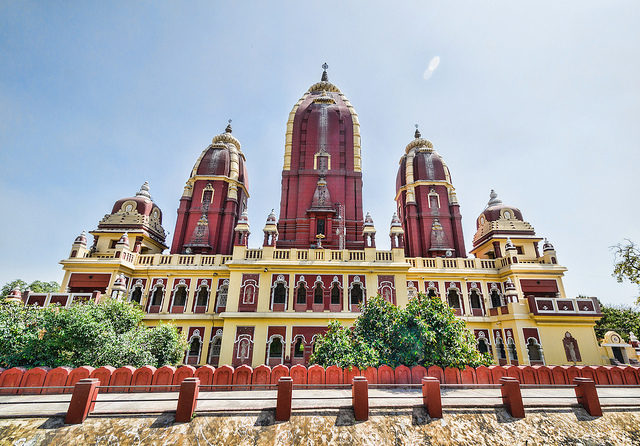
[[1, 279, 60, 298], [595, 304, 640, 342], [310, 294, 492, 370], [0, 298, 187, 369], [612, 240, 640, 303]]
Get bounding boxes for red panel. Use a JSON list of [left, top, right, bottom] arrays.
[[238, 274, 259, 312], [476, 366, 493, 384], [394, 365, 411, 384], [108, 366, 134, 393], [251, 365, 271, 390], [91, 366, 115, 388], [410, 366, 427, 384], [343, 367, 361, 384], [232, 326, 255, 367], [520, 279, 559, 295], [152, 366, 176, 392], [173, 366, 196, 386], [325, 365, 343, 387], [19, 367, 49, 395], [271, 365, 289, 384], [378, 365, 394, 384], [0, 367, 26, 394], [233, 365, 253, 390], [213, 365, 234, 391], [290, 365, 307, 385], [131, 366, 156, 392], [42, 367, 72, 395], [460, 366, 476, 384], [427, 365, 444, 383], [65, 366, 94, 393], [362, 367, 378, 385], [68, 273, 111, 292], [307, 365, 325, 386], [195, 365, 215, 388], [444, 367, 460, 384]]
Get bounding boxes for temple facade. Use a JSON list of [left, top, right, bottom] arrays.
[[31, 66, 615, 368]]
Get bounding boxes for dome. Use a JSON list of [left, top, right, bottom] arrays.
[[99, 182, 166, 244], [476, 189, 524, 228], [110, 182, 163, 223], [395, 128, 452, 194], [190, 123, 245, 180]]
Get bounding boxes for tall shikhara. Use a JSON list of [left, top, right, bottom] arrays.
[[276, 65, 364, 250]]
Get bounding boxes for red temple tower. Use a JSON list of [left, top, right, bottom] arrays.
[[170, 123, 249, 255], [395, 127, 466, 258], [276, 64, 364, 249]]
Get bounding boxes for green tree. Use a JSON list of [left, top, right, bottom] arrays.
[[612, 240, 640, 303], [0, 298, 187, 369], [310, 294, 492, 369], [1, 279, 60, 298], [594, 304, 640, 342]]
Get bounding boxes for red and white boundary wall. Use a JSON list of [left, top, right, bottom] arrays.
[[1, 364, 639, 394]]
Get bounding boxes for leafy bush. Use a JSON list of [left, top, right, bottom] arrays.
[[595, 304, 640, 342], [0, 298, 187, 369], [310, 294, 492, 369]]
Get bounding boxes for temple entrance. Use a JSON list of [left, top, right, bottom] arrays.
[[612, 346, 626, 364]]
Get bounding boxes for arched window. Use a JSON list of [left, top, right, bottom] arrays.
[[447, 289, 461, 309], [173, 286, 187, 307], [196, 285, 209, 307], [269, 337, 283, 358], [331, 283, 341, 305], [216, 282, 229, 311], [189, 337, 201, 357], [490, 290, 502, 308], [293, 337, 305, 358], [527, 338, 543, 362], [273, 282, 286, 304], [317, 218, 325, 235], [470, 290, 482, 309], [477, 337, 490, 354], [427, 288, 437, 298], [151, 286, 164, 306], [130, 287, 142, 304], [296, 284, 307, 304], [208, 337, 222, 365], [350, 283, 363, 306], [496, 337, 507, 360], [507, 339, 518, 362], [314, 284, 323, 304]]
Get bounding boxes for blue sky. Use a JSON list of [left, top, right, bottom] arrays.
[[1, 1, 639, 304]]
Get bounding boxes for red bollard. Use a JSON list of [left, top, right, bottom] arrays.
[[500, 377, 525, 418], [175, 377, 200, 423], [275, 376, 293, 421], [573, 377, 602, 416], [65, 378, 100, 424], [422, 376, 442, 418], [352, 376, 369, 421]]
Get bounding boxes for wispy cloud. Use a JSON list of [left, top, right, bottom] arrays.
[[423, 56, 440, 80]]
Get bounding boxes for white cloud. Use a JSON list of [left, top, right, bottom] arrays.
[[423, 56, 440, 80]]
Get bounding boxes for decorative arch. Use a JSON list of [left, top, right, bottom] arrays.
[[266, 334, 285, 365], [563, 331, 582, 363], [330, 276, 342, 306], [526, 337, 544, 364], [150, 280, 165, 308], [186, 329, 203, 365], [271, 274, 288, 309], [195, 280, 210, 309], [130, 279, 145, 304], [208, 329, 223, 366], [170, 279, 189, 311], [215, 279, 229, 311]]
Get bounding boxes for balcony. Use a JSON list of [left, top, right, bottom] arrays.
[[527, 296, 602, 316]]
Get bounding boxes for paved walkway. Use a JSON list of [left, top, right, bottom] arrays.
[[1, 387, 639, 418]]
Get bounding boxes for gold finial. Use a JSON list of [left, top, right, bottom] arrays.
[[321, 63, 329, 82], [414, 124, 421, 139], [225, 119, 232, 133]]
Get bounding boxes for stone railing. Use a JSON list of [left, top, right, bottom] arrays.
[[407, 257, 498, 270], [527, 296, 601, 316], [0, 363, 637, 395], [23, 292, 97, 308], [135, 254, 232, 267]]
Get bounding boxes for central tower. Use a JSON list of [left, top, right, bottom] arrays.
[[276, 65, 364, 249]]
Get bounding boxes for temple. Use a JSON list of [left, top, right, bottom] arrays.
[[27, 65, 626, 368]]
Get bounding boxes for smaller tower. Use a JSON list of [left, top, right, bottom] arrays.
[[69, 231, 89, 259], [542, 238, 558, 264], [263, 210, 278, 247], [362, 212, 376, 248], [234, 211, 250, 247], [389, 212, 405, 249]]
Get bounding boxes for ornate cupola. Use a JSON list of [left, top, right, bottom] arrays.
[[263, 209, 279, 247], [90, 182, 167, 255], [389, 212, 405, 249], [362, 212, 377, 248], [234, 210, 250, 247], [471, 190, 543, 260], [276, 64, 364, 250], [395, 126, 465, 258], [69, 230, 89, 259], [171, 122, 249, 255]]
